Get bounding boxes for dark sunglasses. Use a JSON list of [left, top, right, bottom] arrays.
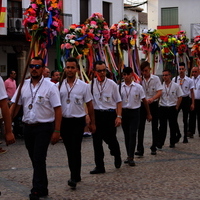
[[29, 64, 42, 69], [65, 66, 76, 69], [96, 69, 106, 73]]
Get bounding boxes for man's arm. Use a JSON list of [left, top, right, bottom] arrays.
[[142, 98, 152, 122], [176, 97, 182, 110], [190, 88, 195, 111], [51, 106, 62, 145], [147, 90, 162, 104], [115, 101, 122, 127], [10, 103, 21, 119], [0, 99, 15, 145], [86, 100, 96, 133]]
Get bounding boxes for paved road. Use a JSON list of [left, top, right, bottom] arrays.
[[1, 114, 200, 200]]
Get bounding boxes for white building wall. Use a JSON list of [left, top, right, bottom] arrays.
[[148, 0, 200, 41], [147, 0, 158, 30]]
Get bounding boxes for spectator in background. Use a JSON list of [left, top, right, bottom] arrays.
[[43, 67, 51, 80], [50, 70, 60, 84], [4, 69, 17, 103]]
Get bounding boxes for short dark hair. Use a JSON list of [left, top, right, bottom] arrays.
[[9, 69, 16, 75], [66, 57, 78, 66], [179, 62, 185, 68], [163, 69, 171, 74], [31, 56, 45, 67], [140, 61, 150, 71], [93, 60, 106, 70], [123, 67, 133, 74], [51, 70, 59, 77]]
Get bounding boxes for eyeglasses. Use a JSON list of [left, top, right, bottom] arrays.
[[123, 73, 131, 76], [192, 71, 198, 73], [65, 66, 76, 69], [12, 72, 16, 75], [162, 74, 169, 76], [29, 64, 42, 69], [96, 69, 106, 73]]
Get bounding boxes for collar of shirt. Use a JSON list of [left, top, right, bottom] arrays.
[[123, 81, 135, 87]]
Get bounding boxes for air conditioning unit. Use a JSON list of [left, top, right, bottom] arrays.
[[9, 18, 24, 33]]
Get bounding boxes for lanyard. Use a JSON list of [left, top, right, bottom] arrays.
[[28, 77, 44, 110], [124, 84, 133, 102], [164, 82, 172, 96], [65, 78, 78, 104], [96, 78, 107, 100]]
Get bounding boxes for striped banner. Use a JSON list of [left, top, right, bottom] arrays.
[[156, 25, 180, 36], [0, 0, 6, 28]]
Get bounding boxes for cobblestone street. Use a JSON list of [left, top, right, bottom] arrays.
[[1, 114, 200, 200]]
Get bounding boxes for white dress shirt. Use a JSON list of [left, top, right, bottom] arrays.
[[190, 75, 200, 99], [91, 78, 122, 110], [12, 77, 61, 124], [141, 74, 163, 100], [159, 81, 183, 107], [60, 79, 92, 118], [172, 75, 194, 97], [0, 76, 8, 100], [121, 81, 145, 109]]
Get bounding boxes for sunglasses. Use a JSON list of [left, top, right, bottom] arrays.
[[29, 64, 42, 69], [96, 69, 106, 73], [65, 66, 76, 69]]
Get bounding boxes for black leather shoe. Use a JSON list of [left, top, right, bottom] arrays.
[[175, 133, 182, 143], [114, 156, 122, 168], [183, 137, 188, 143], [124, 157, 129, 164], [135, 151, 143, 157], [90, 167, 105, 174], [128, 159, 136, 166], [68, 179, 77, 189], [29, 193, 40, 200], [151, 151, 157, 155], [169, 144, 175, 148]]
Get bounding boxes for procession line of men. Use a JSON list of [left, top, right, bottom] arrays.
[[1, 56, 198, 200]]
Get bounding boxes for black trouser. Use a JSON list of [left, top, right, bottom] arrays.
[[189, 99, 200, 135], [24, 122, 54, 195], [122, 108, 140, 158], [92, 110, 121, 169], [158, 106, 177, 146], [137, 101, 159, 153], [177, 96, 190, 136], [61, 117, 85, 181]]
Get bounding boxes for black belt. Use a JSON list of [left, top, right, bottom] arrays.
[[24, 122, 53, 126], [95, 109, 115, 112], [122, 108, 134, 110]]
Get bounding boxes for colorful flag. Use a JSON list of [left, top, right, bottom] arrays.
[[156, 25, 180, 36], [0, 0, 6, 28]]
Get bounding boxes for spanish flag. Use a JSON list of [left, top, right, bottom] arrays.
[[156, 25, 180, 36], [0, 0, 6, 28]]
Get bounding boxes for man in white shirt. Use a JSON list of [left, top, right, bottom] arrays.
[[188, 66, 200, 138], [59, 57, 95, 189], [136, 61, 162, 156], [90, 60, 122, 174], [158, 69, 183, 148], [121, 67, 151, 166], [0, 76, 15, 153], [11, 57, 62, 200], [172, 62, 194, 143]]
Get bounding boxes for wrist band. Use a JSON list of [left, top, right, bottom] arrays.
[[117, 115, 122, 119], [54, 130, 60, 133]]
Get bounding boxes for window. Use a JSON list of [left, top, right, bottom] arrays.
[[80, 0, 88, 24], [161, 7, 178, 26], [7, 0, 22, 18], [63, 14, 72, 29], [103, 1, 111, 26]]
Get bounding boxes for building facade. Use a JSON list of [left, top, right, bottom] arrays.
[[0, 0, 124, 82]]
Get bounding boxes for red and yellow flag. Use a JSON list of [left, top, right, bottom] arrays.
[[156, 25, 180, 36], [0, 0, 6, 28]]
